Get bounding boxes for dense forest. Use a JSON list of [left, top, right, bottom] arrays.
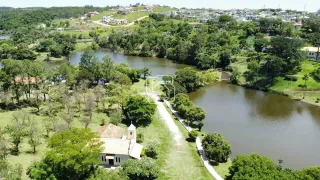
[[0, 6, 113, 31]]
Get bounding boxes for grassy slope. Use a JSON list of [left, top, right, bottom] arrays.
[[232, 58, 320, 104], [91, 10, 117, 21], [113, 11, 150, 22]]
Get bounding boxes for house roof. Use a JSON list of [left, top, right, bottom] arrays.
[[301, 47, 319, 52], [101, 139, 130, 155], [99, 124, 125, 139], [13, 77, 41, 84], [128, 123, 136, 131], [129, 143, 143, 159], [189, 22, 202, 25]]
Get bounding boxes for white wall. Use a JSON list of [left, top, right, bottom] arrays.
[[114, 154, 130, 166]]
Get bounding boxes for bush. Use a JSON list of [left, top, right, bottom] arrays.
[[100, 119, 106, 126], [284, 75, 298, 81], [137, 132, 144, 143], [188, 130, 198, 142], [202, 133, 231, 165], [145, 141, 159, 159]]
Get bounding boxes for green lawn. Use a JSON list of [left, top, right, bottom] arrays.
[[137, 111, 172, 179], [91, 10, 117, 21], [163, 105, 216, 180], [153, 7, 176, 12], [271, 61, 320, 91], [113, 11, 150, 23], [75, 42, 91, 50], [213, 159, 232, 178]]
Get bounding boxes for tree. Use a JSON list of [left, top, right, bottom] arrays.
[[185, 106, 206, 125], [188, 130, 198, 142], [57, 62, 77, 86], [109, 108, 122, 125], [145, 141, 159, 159], [101, 55, 114, 82], [27, 128, 103, 180], [124, 95, 156, 126], [84, 91, 96, 125], [93, 85, 106, 108], [88, 168, 127, 180], [175, 67, 201, 92], [202, 133, 231, 165], [303, 74, 309, 88], [142, 67, 152, 79], [227, 153, 295, 180], [27, 118, 42, 153], [79, 48, 98, 81], [0, 160, 23, 180], [5, 110, 29, 154], [219, 51, 231, 69], [311, 67, 320, 82], [230, 66, 240, 84], [0, 128, 9, 160], [123, 157, 159, 180]]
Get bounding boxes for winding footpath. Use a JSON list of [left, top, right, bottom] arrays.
[[145, 92, 224, 180]]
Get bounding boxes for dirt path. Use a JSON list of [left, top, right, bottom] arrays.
[[146, 92, 185, 146]]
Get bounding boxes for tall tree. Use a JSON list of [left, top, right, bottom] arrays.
[[27, 128, 103, 180], [202, 133, 231, 165]]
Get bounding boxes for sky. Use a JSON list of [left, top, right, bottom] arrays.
[[1, 0, 319, 12]]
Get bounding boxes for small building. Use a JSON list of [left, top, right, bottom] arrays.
[[99, 123, 143, 166], [293, 22, 303, 29], [189, 22, 202, 28], [101, 16, 111, 23], [301, 47, 319, 59], [113, 19, 128, 25], [13, 77, 41, 85]]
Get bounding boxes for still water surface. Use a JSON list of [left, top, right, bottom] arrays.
[[62, 50, 320, 169]]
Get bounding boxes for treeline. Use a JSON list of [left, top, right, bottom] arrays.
[[0, 6, 112, 31]]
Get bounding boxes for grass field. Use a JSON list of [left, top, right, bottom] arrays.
[[232, 58, 320, 105], [91, 10, 117, 21], [163, 105, 217, 180], [113, 11, 150, 23]]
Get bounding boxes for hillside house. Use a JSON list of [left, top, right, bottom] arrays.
[[99, 123, 143, 166], [301, 47, 320, 59], [294, 22, 303, 29]]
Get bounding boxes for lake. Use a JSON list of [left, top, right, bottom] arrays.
[[60, 50, 320, 169]]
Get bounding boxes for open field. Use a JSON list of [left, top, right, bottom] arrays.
[[91, 10, 117, 21], [113, 11, 150, 23]]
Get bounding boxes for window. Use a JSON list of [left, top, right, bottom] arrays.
[[101, 156, 103, 161], [119, 158, 121, 163], [130, 132, 132, 135], [115, 157, 118, 162]]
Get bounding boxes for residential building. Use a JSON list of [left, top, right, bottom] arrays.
[[301, 47, 320, 59], [99, 123, 143, 166], [293, 22, 303, 29]]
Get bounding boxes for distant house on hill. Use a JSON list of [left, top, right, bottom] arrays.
[[293, 22, 303, 29], [189, 22, 202, 28], [98, 123, 143, 166], [301, 47, 320, 59]]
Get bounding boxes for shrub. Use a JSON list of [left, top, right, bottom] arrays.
[[137, 132, 144, 143], [145, 141, 159, 159], [202, 133, 231, 165], [188, 130, 198, 142], [284, 75, 298, 81]]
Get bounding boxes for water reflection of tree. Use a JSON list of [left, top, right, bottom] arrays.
[[244, 90, 296, 120], [306, 105, 320, 125]]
